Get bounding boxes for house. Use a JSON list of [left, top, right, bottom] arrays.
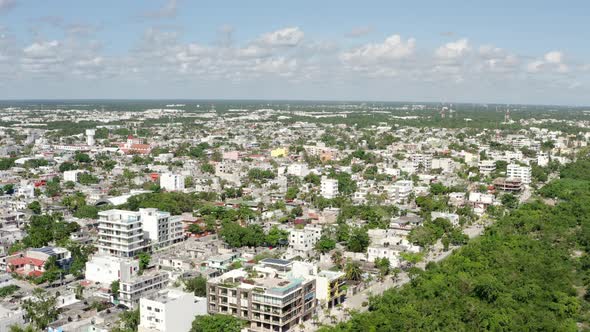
[[7, 246, 71, 277]]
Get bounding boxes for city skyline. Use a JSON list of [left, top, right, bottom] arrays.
[[1, 0, 589, 105]]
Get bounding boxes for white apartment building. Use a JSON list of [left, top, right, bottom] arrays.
[[537, 152, 549, 167], [367, 246, 401, 268], [506, 163, 532, 184], [478, 160, 496, 175], [431, 212, 460, 226], [138, 289, 207, 332], [286, 163, 310, 177], [139, 208, 184, 250], [63, 169, 85, 183], [97, 209, 183, 257], [159, 173, 185, 192], [411, 153, 432, 173], [389, 180, 413, 203], [320, 176, 339, 199], [120, 271, 169, 308], [98, 209, 145, 258], [288, 224, 322, 258], [85, 255, 140, 284]]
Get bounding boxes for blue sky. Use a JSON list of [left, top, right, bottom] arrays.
[[1, 0, 589, 105]]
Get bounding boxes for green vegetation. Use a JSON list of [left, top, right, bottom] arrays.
[[190, 314, 243, 332], [321, 157, 590, 332], [0, 285, 19, 298], [183, 275, 207, 297], [22, 288, 59, 331]]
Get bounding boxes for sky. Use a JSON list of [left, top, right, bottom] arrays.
[[0, 0, 589, 105]]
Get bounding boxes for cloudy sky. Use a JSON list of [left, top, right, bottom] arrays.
[[1, 0, 589, 105]]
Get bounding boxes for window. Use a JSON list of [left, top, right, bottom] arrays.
[[155, 308, 160, 312], [147, 306, 152, 311]]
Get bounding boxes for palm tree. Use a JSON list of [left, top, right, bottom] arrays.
[[344, 261, 363, 282], [331, 250, 343, 268]]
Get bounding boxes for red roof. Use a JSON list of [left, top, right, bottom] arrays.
[[28, 270, 43, 277], [8, 257, 45, 267]]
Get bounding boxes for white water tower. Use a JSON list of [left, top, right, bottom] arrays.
[[86, 129, 96, 146]]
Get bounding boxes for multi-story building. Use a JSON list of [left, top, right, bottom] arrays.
[[367, 246, 401, 268], [320, 176, 338, 199], [97, 209, 145, 258], [286, 163, 309, 177], [207, 258, 316, 332], [159, 173, 185, 192], [506, 163, 532, 184], [478, 160, 496, 175], [97, 209, 183, 257], [85, 255, 140, 284], [288, 224, 322, 258], [119, 271, 169, 308], [411, 153, 432, 173], [388, 180, 413, 203], [138, 289, 207, 332], [290, 262, 346, 309]]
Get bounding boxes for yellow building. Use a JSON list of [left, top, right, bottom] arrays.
[[270, 147, 288, 157]]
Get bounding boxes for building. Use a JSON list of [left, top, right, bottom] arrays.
[[97, 209, 145, 258], [506, 163, 532, 184], [411, 153, 432, 173], [478, 160, 496, 175], [85, 255, 140, 284], [286, 163, 309, 177], [493, 177, 523, 192], [97, 209, 183, 257], [207, 258, 316, 332], [289, 262, 346, 308], [86, 129, 96, 146], [320, 176, 338, 199], [288, 224, 322, 258], [6, 247, 71, 278], [159, 173, 185, 192], [138, 289, 207, 332], [270, 148, 288, 158], [119, 271, 169, 308], [367, 246, 401, 267], [389, 180, 413, 203], [63, 169, 85, 183], [431, 212, 460, 226], [118, 136, 152, 155]]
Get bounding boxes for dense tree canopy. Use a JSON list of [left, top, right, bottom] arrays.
[[320, 157, 590, 332]]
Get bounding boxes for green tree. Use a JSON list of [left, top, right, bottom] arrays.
[[346, 227, 370, 253], [183, 275, 207, 297], [344, 261, 363, 282], [22, 288, 58, 330], [315, 236, 336, 254], [110, 280, 120, 299], [190, 314, 243, 332], [27, 201, 41, 214], [138, 252, 151, 271]]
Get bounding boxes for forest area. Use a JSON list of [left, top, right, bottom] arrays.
[[321, 157, 590, 332]]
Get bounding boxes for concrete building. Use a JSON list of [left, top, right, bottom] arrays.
[[286, 163, 309, 177], [506, 163, 532, 184], [320, 176, 338, 199], [97, 209, 145, 258], [389, 180, 413, 203], [120, 271, 169, 308], [288, 224, 322, 258], [159, 173, 185, 192], [367, 246, 401, 268], [138, 289, 207, 332], [478, 160, 496, 175], [411, 153, 432, 173], [207, 258, 316, 332], [97, 209, 183, 257], [86, 129, 96, 146], [63, 169, 85, 183], [85, 255, 140, 284]]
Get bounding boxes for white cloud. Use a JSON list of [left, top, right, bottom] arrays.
[[544, 51, 563, 64], [341, 34, 415, 65], [435, 38, 470, 59], [258, 27, 304, 47], [527, 50, 569, 73]]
